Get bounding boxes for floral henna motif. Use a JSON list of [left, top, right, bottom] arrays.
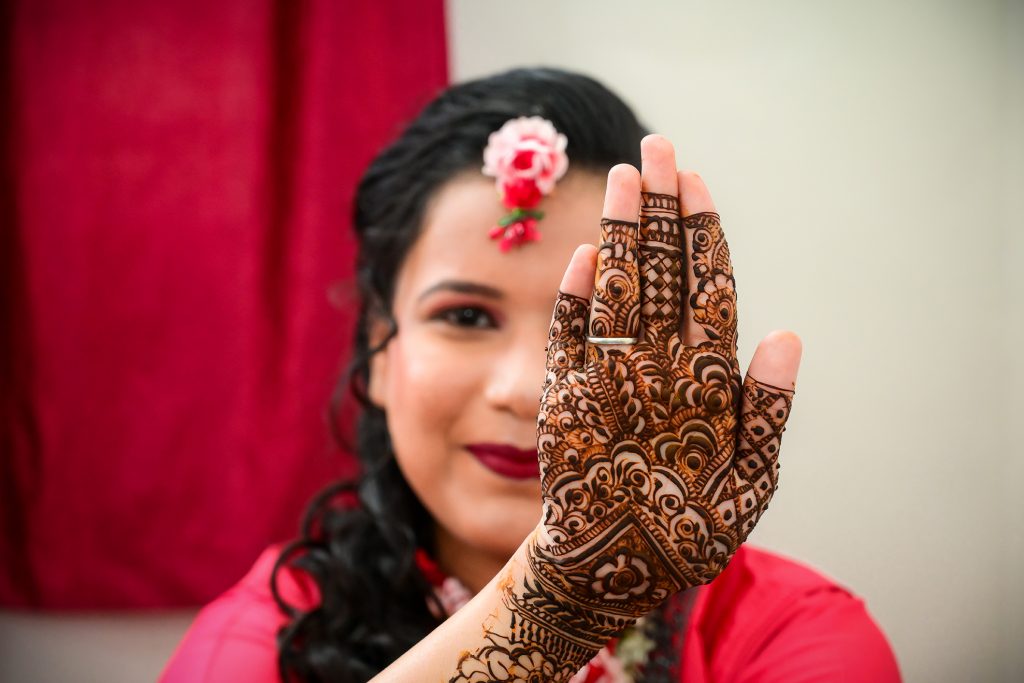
[[684, 211, 737, 350], [452, 632, 578, 683], [451, 205, 795, 682]]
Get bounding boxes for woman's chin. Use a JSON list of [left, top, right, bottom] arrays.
[[455, 494, 539, 555]]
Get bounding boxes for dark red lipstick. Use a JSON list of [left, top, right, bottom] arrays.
[[465, 443, 539, 480]]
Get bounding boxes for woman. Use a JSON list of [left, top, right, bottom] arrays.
[[161, 67, 899, 682]]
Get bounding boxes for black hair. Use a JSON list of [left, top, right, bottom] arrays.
[[271, 66, 648, 682]]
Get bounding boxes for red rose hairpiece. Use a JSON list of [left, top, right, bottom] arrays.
[[482, 116, 569, 251]]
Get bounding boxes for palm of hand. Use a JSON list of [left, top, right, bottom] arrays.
[[530, 193, 793, 632]]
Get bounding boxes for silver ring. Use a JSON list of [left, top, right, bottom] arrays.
[[586, 336, 638, 345]]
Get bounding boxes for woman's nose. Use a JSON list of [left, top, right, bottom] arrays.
[[483, 331, 549, 419]]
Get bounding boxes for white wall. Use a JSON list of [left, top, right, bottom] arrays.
[[448, 1, 1023, 680], [1000, 1, 1024, 680]]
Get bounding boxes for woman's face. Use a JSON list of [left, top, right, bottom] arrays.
[[369, 169, 605, 560]]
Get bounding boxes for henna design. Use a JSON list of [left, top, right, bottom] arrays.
[[638, 192, 685, 338], [588, 218, 640, 341], [452, 631, 578, 682], [544, 293, 588, 393], [731, 377, 792, 534], [450, 207, 795, 682], [683, 212, 736, 351]]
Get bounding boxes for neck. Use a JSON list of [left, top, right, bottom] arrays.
[[432, 523, 509, 594]]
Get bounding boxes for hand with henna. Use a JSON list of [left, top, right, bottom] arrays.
[[450, 136, 802, 681]]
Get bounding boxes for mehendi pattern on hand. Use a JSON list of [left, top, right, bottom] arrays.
[[450, 193, 795, 682], [638, 191, 685, 335], [588, 218, 641, 341]]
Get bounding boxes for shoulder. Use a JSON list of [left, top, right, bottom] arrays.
[[709, 543, 842, 599], [687, 545, 901, 683], [159, 544, 319, 683]]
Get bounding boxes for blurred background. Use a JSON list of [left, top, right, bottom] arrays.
[[1, 0, 1021, 681]]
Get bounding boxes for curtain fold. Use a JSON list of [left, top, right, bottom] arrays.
[[0, 0, 448, 609]]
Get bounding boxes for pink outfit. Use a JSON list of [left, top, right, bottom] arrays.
[[161, 544, 900, 681]]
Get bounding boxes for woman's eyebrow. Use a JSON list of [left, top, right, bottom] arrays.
[[417, 279, 504, 302]]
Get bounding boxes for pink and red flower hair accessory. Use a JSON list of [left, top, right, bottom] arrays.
[[482, 115, 569, 251]]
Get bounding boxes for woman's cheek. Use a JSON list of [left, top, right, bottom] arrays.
[[385, 335, 477, 468], [394, 335, 475, 412]]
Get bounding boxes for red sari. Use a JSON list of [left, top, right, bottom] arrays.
[[161, 544, 900, 681]]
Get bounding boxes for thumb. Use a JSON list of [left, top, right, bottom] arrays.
[[746, 330, 802, 390], [733, 330, 802, 532]]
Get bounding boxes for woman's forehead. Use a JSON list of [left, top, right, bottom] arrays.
[[398, 171, 606, 300]]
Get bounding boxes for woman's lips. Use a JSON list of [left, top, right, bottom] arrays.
[[465, 443, 539, 480]]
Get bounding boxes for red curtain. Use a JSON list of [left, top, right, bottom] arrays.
[[0, 0, 448, 609]]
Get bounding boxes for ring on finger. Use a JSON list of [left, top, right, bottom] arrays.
[[586, 336, 638, 345]]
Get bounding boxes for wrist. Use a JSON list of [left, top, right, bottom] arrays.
[[524, 536, 634, 643], [448, 528, 612, 682], [520, 526, 639, 644]]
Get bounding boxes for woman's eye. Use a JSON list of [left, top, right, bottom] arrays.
[[437, 306, 496, 329]]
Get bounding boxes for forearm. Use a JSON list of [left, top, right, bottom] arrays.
[[371, 528, 611, 682]]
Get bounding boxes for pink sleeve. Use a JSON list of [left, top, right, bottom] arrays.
[[158, 591, 285, 683], [159, 545, 314, 683], [734, 587, 901, 683]]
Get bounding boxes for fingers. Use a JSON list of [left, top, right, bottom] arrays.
[[730, 331, 801, 535], [587, 164, 641, 347], [545, 245, 596, 381], [559, 243, 598, 299], [678, 171, 736, 350], [638, 135, 685, 340]]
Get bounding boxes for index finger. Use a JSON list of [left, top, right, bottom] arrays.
[[586, 164, 641, 355]]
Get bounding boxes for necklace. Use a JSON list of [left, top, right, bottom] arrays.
[[633, 588, 698, 682]]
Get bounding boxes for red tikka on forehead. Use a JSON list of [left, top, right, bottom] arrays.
[[481, 116, 569, 252]]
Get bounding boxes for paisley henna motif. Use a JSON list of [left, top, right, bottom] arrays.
[[683, 211, 736, 350], [588, 218, 640, 341], [450, 202, 795, 682]]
